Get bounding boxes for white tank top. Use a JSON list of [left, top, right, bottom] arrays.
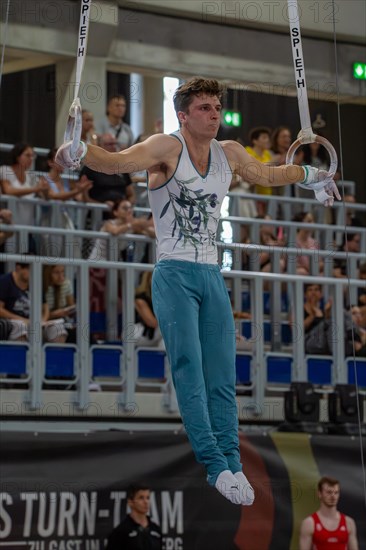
[[148, 131, 232, 264]]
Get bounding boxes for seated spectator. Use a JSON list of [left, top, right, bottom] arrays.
[[245, 127, 273, 217], [89, 199, 155, 262], [43, 264, 76, 342], [232, 304, 252, 351], [333, 232, 361, 278], [41, 148, 92, 203], [357, 262, 366, 308], [257, 215, 287, 274], [270, 126, 292, 214], [95, 94, 134, 150], [133, 271, 163, 347], [270, 126, 292, 166], [39, 148, 93, 230], [0, 261, 67, 342], [292, 211, 323, 275], [79, 133, 135, 206], [0, 209, 13, 246], [0, 319, 11, 341], [344, 194, 365, 228], [0, 209, 13, 276], [0, 143, 49, 252], [302, 139, 329, 170], [303, 283, 332, 355], [81, 109, 98, 145], [229, 171, 257, 244], [345, 305, 366, 357], [88, 201, 155, 320]]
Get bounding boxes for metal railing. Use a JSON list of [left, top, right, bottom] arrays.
[[0, 252, 364, 422]]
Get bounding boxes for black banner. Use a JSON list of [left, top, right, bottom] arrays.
[[0, 431, 365, 549]]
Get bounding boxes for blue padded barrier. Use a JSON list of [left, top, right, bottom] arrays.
[[137, 349, 165, 379], [347, 358, 366, 387], [92, 346, 122, 378], [266, 354, 293, 384], [0, 343, 28, 376], [89, 312, 106, 333], [44, 346, 76, 378], [306, 356, 333, 385], [235, 353, 251, 385]]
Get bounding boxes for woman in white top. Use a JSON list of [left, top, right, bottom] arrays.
[[0, 143, 49, 249], [39, 147, 93, 232]]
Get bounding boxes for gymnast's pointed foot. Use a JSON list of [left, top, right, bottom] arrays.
[[234, 471, 255, 506], [215, 470, 243, 505]]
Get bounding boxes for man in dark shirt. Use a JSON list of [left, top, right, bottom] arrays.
[[79, 133, 135, 205], [106, 483, 162, 550], [0, 262, 66, 342]]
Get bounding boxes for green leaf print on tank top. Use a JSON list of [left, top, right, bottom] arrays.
[[159, 176, 220, 261]]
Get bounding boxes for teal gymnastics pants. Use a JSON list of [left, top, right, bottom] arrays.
[[152, 259, 242, 485]]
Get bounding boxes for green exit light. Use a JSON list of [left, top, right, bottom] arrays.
[[222, 110, 242, 127], [353, 62, 366, 80]]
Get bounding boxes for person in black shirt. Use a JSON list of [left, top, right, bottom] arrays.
[[303, 283, 332, 355], [79, 133, 135, 205], [105, 483, 162, 550]]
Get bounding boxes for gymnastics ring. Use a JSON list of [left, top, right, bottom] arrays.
[[286, 134, 338, 180]]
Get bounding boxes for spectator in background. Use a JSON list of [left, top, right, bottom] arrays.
[[42, 148, 92, 203], [257, 214, 287, 274], [345, 305, 366, 357], [133, 271, 163, 347], [271, 126, 292, 166], [88, 200, 155, 329], [333, 232, 361, 279], [358, 263, 366, 329], [303, 283, 332, 356], [231, 303, 252, 352], [292, 211, 323, 276], [89, 199, 155, 262], [105, 483, 162, 550], [302, 139, 329, 170], [0, 143, 49, 252], [344, 194, 365, 228], [245, 127, 273, 217], [0, 261, 67, 343], [95, 94, 134, 151], [38, 148, 93, 256], [79, 133, 135, 206], [270, 126, 293, 210], [81, 109, 98, 145], [0, 209, 13, 276], [43, 264, 76, 342], [0, 209, 13, 247]]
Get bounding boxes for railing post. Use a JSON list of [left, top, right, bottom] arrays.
[[120, 264, 137, 411], [28, 259, 43, 410], [332, 282, 346, 384], [106, 236, 119, 341], [251, 275, 265, 414], [77, 262, 90, 408], [292, 279, 306, 381]]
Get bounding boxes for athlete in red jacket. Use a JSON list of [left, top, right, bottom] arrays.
[[299, 476, 358, 550]]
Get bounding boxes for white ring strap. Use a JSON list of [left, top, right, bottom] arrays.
[[286, 0, 338, 180], [64, 0, 92, 159]]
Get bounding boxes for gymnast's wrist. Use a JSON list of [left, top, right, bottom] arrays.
[[300, 165, 309, 184]]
